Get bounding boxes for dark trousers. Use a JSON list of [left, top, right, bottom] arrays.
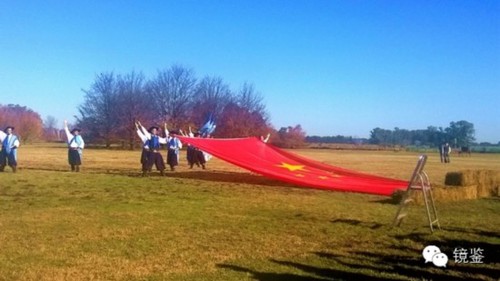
[[140, 149, 148, 165], [143, 151, 165, 172], [68, 149, 82, 171], [0, 149, 17, 171], [186, 146, 205, 169], [167, 149, 179, 170], [443, 153, 450, 163]]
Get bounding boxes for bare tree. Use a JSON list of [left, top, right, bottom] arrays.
[[148, 65, 196, 128], [43, 115, 59, 141], [192, 76, 233, 127], [237, 82, 268, 122], [115, 71, 153, 149], [77, 72, 118, 147]]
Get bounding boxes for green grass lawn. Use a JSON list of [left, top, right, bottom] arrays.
[[0, 144, 498, 280]]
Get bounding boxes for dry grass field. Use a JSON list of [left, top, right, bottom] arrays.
[[0, 143, 498, 280]]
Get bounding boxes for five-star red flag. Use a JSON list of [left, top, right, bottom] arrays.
[[177, 136, 409, 196]]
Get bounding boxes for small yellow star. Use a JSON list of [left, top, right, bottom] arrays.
[[276, 162, 305, 172]]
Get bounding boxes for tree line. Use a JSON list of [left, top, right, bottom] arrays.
[[76, 65, 276, 149], [2, 70, 489, 150], [0, 63, 309, 149], [369, 121, 476, 148], [75, 65, 311, 149], [307, 121, 483, 148]]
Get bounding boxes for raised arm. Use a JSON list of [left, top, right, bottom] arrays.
[[0, 130, 5, 142], [262, 133, 271, 143], [164, 123, 169, 138], [135, 122, 148, 143], [63, 120, 72, 142], [138, 121, 151, 140], [179, 129, 187, 137]]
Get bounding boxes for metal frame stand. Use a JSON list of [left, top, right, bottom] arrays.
[[393, 155, 441, 233]]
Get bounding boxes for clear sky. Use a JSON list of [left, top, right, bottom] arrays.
[[1, 0, 499, 142]]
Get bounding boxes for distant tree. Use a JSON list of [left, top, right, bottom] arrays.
[[115, 71, 153, 149], [43, 115, 60, 141], [191, 76, 233, 128], [216, 102, 270, 138], [237, 82, 268, 120], [392, 127, 412, 146], [445, 120, 475, 147], [77, 72, 119, 147], [274, 125, 306, 148], [305, 135, 355, 144], [148, 65, 196, 128], [0, 104, 43, 143], [369, 127, 393, 145], [424, 126, 446, 147]]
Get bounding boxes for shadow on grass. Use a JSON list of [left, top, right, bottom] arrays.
[[372, 197, 398, 205], [393, 231, 500, 265], [217, 264, 329, 281], [218, 262, 395, 281], [128, 170, 301, 188], [270, 259, 395, 281], [218, 226, 499, 281], [330, 218, 384, 229], [315, 249, 499, 281]]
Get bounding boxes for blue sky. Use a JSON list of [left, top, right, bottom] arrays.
[[1, 0, 499, 142]]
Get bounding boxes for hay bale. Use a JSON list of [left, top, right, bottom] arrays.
[[406, 185, 478, 205], [444, 172, 463, 186], [399, 170, 500, 204], [444, 169, 500, 198]]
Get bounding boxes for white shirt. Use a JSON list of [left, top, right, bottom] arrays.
[[64, 125, 85, 149], [0, 130, 20, 148]]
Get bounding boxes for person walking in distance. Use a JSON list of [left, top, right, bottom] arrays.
[[442, 142, 451, 163]]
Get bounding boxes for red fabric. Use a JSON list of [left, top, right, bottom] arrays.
[[177, 136, 409, 196]]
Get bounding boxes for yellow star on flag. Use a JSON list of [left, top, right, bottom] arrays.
[[276, 162, 305, 172]]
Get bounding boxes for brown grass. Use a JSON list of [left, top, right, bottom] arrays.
[[0, 144, 498, 280]]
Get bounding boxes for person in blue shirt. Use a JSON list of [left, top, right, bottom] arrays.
[[0, 126, 20, 173], [165, 124, 183, 171], [64, 120, 85, 172], [141, 125, 167, 176]]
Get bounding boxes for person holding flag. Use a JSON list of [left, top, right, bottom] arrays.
[[0, 126, 20, 173], [64, 120, 85, 172]]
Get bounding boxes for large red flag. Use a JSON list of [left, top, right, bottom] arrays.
[[177, 136, 409, 196]]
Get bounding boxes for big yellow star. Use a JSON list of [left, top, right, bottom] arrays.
[[276, 162, 305, 172]]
